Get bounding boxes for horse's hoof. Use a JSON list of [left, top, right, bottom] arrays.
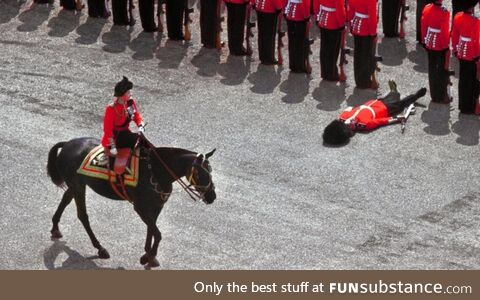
[[140, 253, 149, 265], [50, 229, 63, 240], [147, 257, 160, 268], [98, 248, 110, 259]]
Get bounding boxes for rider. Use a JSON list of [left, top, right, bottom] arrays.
[[101, 76, 145, 176]]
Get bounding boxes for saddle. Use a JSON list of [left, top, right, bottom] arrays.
[[77, 145, 140, 187]]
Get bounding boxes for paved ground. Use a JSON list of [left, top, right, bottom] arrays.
[[0, 1, 479, 270]]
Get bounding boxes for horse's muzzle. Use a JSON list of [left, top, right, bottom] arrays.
[[203, 190, 216, 204]]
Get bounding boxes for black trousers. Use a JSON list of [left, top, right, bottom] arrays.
[[320, 27, 342, 81], [87, 0, 108, 17], [226, 2, 247, 55], [166, 0, 185, 40], [458, 60, 480, 114], [257, 11, 278, 64], [416, 0, 428, 42], [287, 19, 308, 73], [115, 130, 139, 149], [382, 0, 401, 37], [112, 0, 130, 25], [200, 0, 221, 48], [353, 35, 376, 89], [139, 0, 156, 31], [427, 49, 450, 103], [385, 94, 420, 116], [60, 0, 76, 10]]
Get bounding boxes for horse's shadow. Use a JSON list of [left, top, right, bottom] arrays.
[[378, 38, 408, 67], [44, 240, 125, 270], [312, 79, 347, 111], [129, 32, 161, 61], [75, 17, 109, 45], [451, 113, 480, 146], [0, 0, 25, 24], [279, 72, 311, 104], [218, 55, 252, 86], [421, 102, 452, 136], [156, 40, 189, 69], [102, 25, 133, 53], [17, 3, 53, 32], [191, 47, 221, 77], [407, 43, 428, 74], [247, 64, 282, 94], [47, 9, 81, 38]]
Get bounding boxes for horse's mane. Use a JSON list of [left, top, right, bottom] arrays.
[[153, 147, 196, 157]]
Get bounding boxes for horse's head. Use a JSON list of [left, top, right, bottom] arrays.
[[187, 149, 217, 204]]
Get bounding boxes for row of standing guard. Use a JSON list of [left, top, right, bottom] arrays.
[[41, 0, 480, 114]]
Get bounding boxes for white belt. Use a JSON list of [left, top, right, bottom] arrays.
[[427, 27, 441, 33], [320, 5, 336, 12], [460, 36, 472, 42], [344, 104, 376, 124], [355, 12, 369, 19]]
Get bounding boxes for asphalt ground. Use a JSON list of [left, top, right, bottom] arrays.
[[0, 1, 479, 270]]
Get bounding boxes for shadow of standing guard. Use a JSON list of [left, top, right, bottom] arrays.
[[312, 79, 347, 111], [47, 9, 81, 38], [129, 31, 161, 61], [377, 38, 408, 67], [407, 43, 428, 74], [279, 72, 311, 104], [76, 16, 109, 45], [451, 113, 480, 146], [218, 55, 252, 86], [102, 25, 133, 53], [421, 102, 452, 136], [191, 47, 221, 77], [17, 1, 54, 32], [247, 64, 282, 94], [155, 39, 189, 69], [0, 0, 25, 25]]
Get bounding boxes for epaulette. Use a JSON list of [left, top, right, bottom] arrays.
[[108, 101, 116, 108]]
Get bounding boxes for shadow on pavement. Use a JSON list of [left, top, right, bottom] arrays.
[[17, 3, 54, 32], [43, 240, 125, 270], [156, 39, 188, 69], [451, 113, 480, 146], [191, 47, 221, 77], [279, 72, 311, 104], [47, 9, 81, 38], [218, 55, 251, 86], [378, 38, 408, 67], [130, 31, 160, 61], [75, 16, 108, 45], [102, 25, 132, 53], [0, 0, 25, 24], [312, 79, 347, 111], [247, 64, 282, 95], [421, 102, 452, 136]]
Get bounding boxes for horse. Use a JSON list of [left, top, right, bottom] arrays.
[[46, 136, 216, 268]]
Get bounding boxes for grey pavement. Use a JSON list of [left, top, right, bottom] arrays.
[[0, 1, 479, 270]]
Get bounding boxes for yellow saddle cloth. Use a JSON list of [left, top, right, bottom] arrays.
[[77, 145, 140, 187]]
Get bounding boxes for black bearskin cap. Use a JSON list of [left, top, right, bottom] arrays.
[[114, 76, 133, 97], [457, 0, 478, 11], [322, 120, 353, 146]]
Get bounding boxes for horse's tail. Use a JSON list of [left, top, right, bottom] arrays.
[[47, 142, 66, 187]]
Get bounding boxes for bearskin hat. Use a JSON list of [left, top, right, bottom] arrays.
[[322, 120, 353, 146], [457, 0, 478, 11], [114, 76, 133, 97]]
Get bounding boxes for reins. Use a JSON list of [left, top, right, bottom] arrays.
[[140, 134, 204, 202]]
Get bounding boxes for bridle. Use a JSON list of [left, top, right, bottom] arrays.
[[186, 155, 214, 199], [141, 135, 213, 202]]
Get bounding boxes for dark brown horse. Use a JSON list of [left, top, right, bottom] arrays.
[[47, 137, 216, 268]]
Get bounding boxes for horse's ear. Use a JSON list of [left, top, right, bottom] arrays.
[[205, 148, 216, 159], [194, 154, 204, 164]]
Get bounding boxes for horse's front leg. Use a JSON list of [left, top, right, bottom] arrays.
[[140, 227, 152, 265]]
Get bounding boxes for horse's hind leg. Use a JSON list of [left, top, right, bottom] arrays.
[[51, 188, 74, 239], [73, 185, 110, 259]]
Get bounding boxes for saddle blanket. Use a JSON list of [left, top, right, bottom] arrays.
[[77, 145, 140, 187]]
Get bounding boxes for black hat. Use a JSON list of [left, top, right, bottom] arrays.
[[114, 76, 133, 97], [322, 120, 353, 146], [457, 0, 478, 10]]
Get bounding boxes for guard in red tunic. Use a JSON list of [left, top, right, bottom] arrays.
[[347, 0, 379, 89], [323, 82, 427, 145], [421, 0, 452, 103], [285, 0, 312, 73], [224, 0, 251, 55], [452, 0, 480, 114], [253, 0, 286, 65], [101, 77, 145, 172], [416, 0, 432, 42], [313, 0, 346, 81]]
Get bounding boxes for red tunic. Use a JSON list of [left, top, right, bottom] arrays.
[[452, 12, 480, 61], [421, 4, 450, 51], [284, 0, 311, 21], [339, 100, 393, 131], [347, 0, 377, 36], [313, 0, 346, 30], [252, 0, 285, 13], [101, 99, 143, 147]]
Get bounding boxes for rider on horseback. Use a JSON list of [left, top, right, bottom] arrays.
[[101, 76, 145, 180]]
